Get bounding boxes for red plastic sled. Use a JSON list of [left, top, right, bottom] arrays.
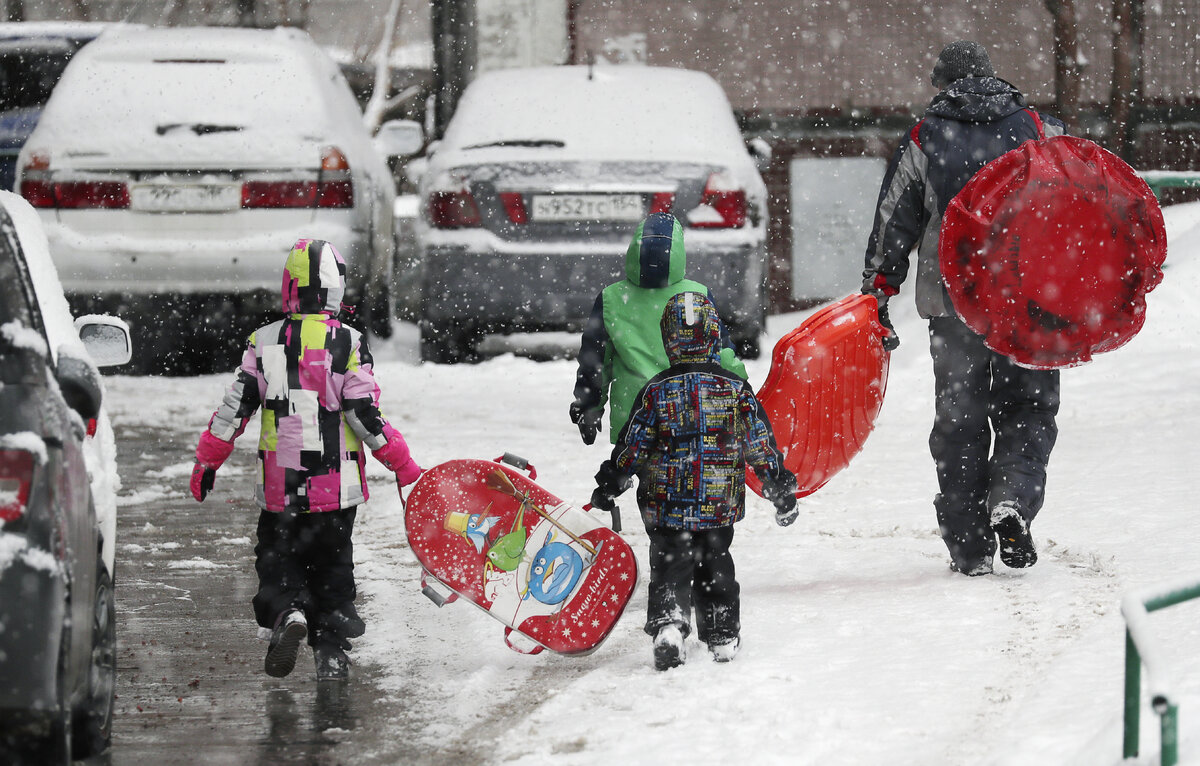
[[747, 294, 890, 499], [940, 135, 1167, 369], [405, 455, 638, 655]]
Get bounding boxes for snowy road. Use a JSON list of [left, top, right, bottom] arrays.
[[104, 201, 1200, 765]]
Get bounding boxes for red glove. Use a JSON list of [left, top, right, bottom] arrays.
[[373, 428, 423, 487], [191, 430, 235, 502]]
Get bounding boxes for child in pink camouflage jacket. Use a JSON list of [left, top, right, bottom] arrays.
[[190, 238, 421, 681]]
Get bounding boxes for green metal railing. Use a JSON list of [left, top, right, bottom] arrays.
[[1121, 576, 1200, 765], [1138, 170, 1200, 200]]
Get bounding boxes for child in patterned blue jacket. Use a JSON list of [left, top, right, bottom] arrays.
[[591, 291, 797, 671]]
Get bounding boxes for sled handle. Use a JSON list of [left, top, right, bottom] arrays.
[[504, 626, 545, 655], [494, 453, 537, 479], [584, 503, 622, 534], [420, 571, 458, 607]]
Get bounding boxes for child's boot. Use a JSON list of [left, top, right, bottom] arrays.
[[314, 641, 351, 681], [653, 625, 686, 671], [264, 609, 307, 678], [708, 636, 740, 663]]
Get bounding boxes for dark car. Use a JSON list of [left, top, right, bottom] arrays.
[[411, 65, 769, 363], [0, 22, 113, 191], [0, 190, 131, 763]]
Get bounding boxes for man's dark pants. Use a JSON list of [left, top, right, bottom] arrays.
[[928, 317, 1060, 569]]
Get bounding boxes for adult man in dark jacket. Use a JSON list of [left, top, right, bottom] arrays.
[[861, 41, 1066, 576]]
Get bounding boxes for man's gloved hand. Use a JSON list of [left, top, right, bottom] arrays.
[[877, 302, 900, 352], [569, 401, 603, 446], [190, 462, 216, 502], [589, 487, 616, 512]]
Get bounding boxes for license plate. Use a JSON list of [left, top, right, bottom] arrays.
[[130, 183, 240, 212], [530, 194, 644, 222]]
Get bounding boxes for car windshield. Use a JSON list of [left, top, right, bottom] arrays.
[[0, 42, 74, 112], [0, 217, 42, 383]]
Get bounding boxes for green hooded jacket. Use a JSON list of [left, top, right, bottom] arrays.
[[572, 213, 747, 443]]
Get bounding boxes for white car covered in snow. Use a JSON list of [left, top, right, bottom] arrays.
[[411, 65, 769, 363], [15, 25, 417, 370]]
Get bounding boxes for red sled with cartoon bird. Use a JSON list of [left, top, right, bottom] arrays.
[[405, 454, 637, 655]]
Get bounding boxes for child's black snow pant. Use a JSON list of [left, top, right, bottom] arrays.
[[927, 317, 1060, 569], [252, 506, 365, 650], [643, 524, 739, 646]]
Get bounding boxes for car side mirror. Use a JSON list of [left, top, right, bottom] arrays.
[[75, 315, 132, 368], [374, 119, 425, 158], [747, 137, 772, 172], [56, 351, 103, 421]]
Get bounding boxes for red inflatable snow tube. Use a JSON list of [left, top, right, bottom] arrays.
[[747, 294, 890, 500], [940, 135, 1167, 369]]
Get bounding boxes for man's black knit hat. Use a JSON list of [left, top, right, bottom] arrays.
[[931, 40, 994, 88]]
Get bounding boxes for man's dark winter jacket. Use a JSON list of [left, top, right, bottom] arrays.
[[861, 76, 1066, 317], [594, 292, 794, 530]]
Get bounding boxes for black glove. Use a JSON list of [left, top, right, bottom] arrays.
[[773, 494, 798, 527], [570, 401, 603, 445], [762, 473, 799, 527], [877, 303, 900, 352], [589, 487, 616, 512]]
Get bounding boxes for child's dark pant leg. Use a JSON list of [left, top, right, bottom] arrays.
[[692, 526, 739, 645], [305, 507, 364, 648], [252, 509, 310, 629], [644, 526, 696, 638]]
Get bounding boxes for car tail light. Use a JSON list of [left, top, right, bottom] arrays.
[[20, 152, 55, 207], [649, 192, 675, 214], [499, 192, 527, 224], [0, 449, 35, 524], [19, 151, 130, 209], [53, 181, 131, 209], [317, 146, 354, 209], [690, 172, 746, 229], [242, 179, 318, 208], [427, 189, 481, 228]]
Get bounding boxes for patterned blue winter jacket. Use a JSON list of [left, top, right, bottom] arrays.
[[595, 292, 795, 530]]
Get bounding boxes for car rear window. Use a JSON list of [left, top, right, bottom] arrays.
[[442, 67, 746, 162], [43, 49, 329, 135]]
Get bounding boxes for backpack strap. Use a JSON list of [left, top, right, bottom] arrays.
[[1026, 109, 1046, 140]]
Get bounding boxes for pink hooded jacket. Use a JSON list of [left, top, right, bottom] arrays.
[[195, 239, 419, 512]]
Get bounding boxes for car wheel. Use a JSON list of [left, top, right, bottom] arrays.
[[71, 567, 115, 758], [369, 284, 394, 339]]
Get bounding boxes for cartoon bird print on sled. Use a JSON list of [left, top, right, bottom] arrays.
[[479, 468, 603, 629], [405, 455, 637, 655]]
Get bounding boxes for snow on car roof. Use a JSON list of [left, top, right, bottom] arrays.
[[0, 20, 119, 42], [441, 65, 751, 166]]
